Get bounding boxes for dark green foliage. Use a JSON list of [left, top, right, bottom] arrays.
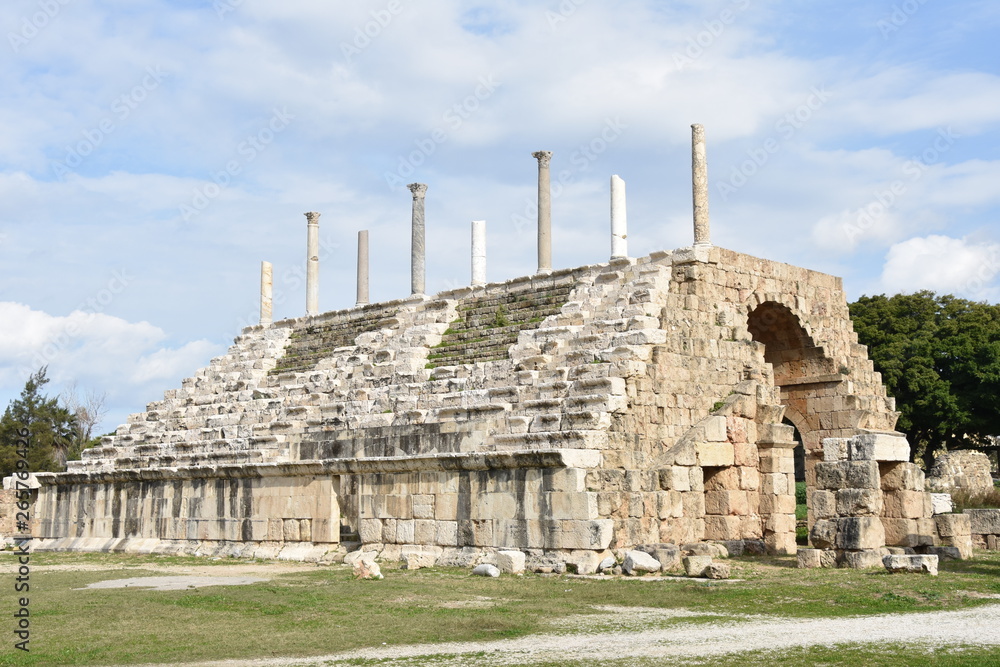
[[0, 367, 77, 476], [849, 291, 1000, 468]]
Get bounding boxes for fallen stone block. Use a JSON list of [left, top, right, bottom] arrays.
[[683, 554, 712, 577], [496, 550, 526, 575], [637, 543, 681, 571], [344, 550, 380, 567], [598, 556, 616, 573], [623, 550, 661, 575], [882, 554, 938, 576], [472, 564, 500, 578], [353, 557, 383, 580], [705, 562, 730, 580], [924, 545, 965, 561], [402, 552, 437, 570]]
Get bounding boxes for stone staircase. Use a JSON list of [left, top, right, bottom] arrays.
[[270, 302, 402, 375], [425, 286, 572, 368]]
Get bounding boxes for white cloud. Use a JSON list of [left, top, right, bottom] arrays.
[[879, 236, 1000, 300], [0, 302, 224, 432]]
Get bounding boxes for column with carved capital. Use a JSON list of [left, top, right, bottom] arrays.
[[691, 124, 711, 245], [305, 212, 320, 316], [408, 183, 428, 296], [532, 151, 553, 274]]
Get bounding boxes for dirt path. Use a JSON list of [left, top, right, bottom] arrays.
[[139, 603, 1000, 666]]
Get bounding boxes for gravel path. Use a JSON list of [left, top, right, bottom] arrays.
[[141, 603, 1000, 667]]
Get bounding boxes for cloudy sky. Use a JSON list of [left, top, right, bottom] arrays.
[[2, 0, 998, 433]]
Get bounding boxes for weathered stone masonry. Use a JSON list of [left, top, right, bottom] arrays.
[[30, 244, 942, 566]]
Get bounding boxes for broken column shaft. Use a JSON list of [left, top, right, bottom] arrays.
[[471, 220, 486, 287], [408, 183, 428, 296], [691, 124, 711, 245], [610, 174, 628, 260], [259, 261, 273, 327], [357, 230, 369, 306]]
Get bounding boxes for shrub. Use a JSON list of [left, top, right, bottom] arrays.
[[950, 486, 1000, 512]]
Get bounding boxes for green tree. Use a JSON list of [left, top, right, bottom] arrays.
[[849, 291, 1000, 469], [0, 367, 78, 477]]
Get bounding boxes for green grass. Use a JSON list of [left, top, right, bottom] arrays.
[[2, 551, 1000, 666]]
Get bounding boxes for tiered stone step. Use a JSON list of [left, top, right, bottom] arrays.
[[271, 303, 401, 375], [426, 286, 572, 368]]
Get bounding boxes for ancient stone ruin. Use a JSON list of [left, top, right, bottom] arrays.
[[22, 126, 967, 570]]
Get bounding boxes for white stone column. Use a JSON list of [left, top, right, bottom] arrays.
[[356, 230, 369, 306], [610, 174, 628, 260], [260, 260, 273, 327], [471, 220, 486, 287], [408, 183, 427, 296], [691, 124, 711, 245], [305, 211, 320, 316], [532, 151, 553, 274]]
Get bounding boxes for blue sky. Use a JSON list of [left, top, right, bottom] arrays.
[[1, 0, 998, 433]]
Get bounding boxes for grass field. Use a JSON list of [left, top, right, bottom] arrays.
[[2, 550, 1000, 666]]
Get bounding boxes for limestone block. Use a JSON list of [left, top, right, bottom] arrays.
[[738, 467, 761, 491], [879, 462, 926, 492], [565, 550, 602, 575], [474, 493, 517, 520], [546, 492, 599, 520], [809, 519, 837, 548], [436, 521, 458, 547], [883, 491, 929, 519], [637, 544, 681, 572], [688, 467, 704, 492], [810, 490, 837, 520], [848, 433, 910, 462], [704, 466, 740, 491], [705, 562, 731, 579], [705, 515, 743, 540], [411, 495, 435, 519], [696, 442, 735, 467], [733, 442, 759, 467], [964, 509, 1000, 535], [496, 550, 526, 574], [930, 493, 953, 515], [657, 491, 683, 520], [882, 554, 938, 575], [353, 556, 383, 580], [765, 530, 797, 556], [762, 472, 788, 496], [835, 488, 882, 517], [545, 468, 587, 493], [705, 490, 748, 516], [435, 494, 458, 521], [841, 549, 884, 569], [681, 491, 705, 517], [283, 519, 300, 542], [414, 520, 436, 544], [472, 564, 500, 577], [797, 548, 823, 568], [658, 467, 691, 492], [402, 552, 437, 570], [683, 554, 712, 577], [758, 453, 795, 474], [835, 517, 884, 550], [764, 513, 796, 533], [935, 513, 971, 538], [759, 493, 795, 515], [623, 550, 661, 575], [559, 519, 614, 550], [925, 544, 967, 560], [882, 518, 922, 548], [822, 437, 849, 462], [703, 416, 728, 442]]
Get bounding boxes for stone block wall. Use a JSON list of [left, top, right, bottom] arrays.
[[27, 245, 914, 564], [965, 509, 1000, 551]]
